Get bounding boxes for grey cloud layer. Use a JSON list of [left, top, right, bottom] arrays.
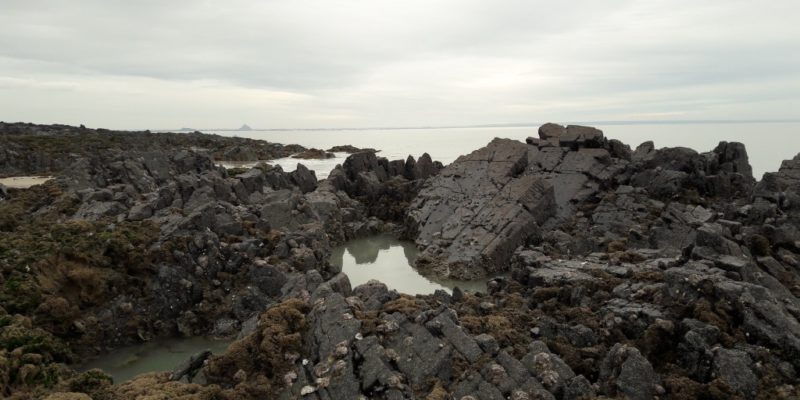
[[0, 0, 798, 128]]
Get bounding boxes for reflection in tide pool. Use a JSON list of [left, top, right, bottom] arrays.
[[330, 234, 498, 295], [79, 337, 230, 383]]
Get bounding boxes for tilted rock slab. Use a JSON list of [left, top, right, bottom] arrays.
[[406, 138, 557, 279], [406, 122, 757, 279], [406, 125, 629, 279]]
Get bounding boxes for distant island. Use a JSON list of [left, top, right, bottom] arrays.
[[238, 124, 252, 131]]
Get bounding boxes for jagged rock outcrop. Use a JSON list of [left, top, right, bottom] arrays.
[[326, 151, 443, 222], [407, 126, 630, 279], [5, 122, 800, 399], [406, 123, 757, 279], [407, 138, 557, 279], [0, 147, 353, 370], [0, 122, 309, 177]]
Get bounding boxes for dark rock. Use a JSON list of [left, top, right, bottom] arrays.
[[563, 375, 595, 400], [432, 289, 452, 304], [452, 373, 506, 400], [327, 145, 377, 153], [353, 280, 393, 311], [538, 123, 604, 149], [712, 348, 758, 397], [289, 163, 318, 193], [525, 136, 541, 146], [475, 333, 500, 355], [258, 190, 317, 230], [344, 151, 384, 181], [127, 202, 153, 221], [387, 159, 406, 177], [388, 317, 453, 387], [630, 168, 689, 198], [599, 344, 659, 400], [712, 141, 753, 178], [677, 319, 720, 380], [221, 145, 257, 161], [491, 350, 548, 397], [521, 345, 575, 395], [512, 253, 598, 288], [606, 138, 632, 160], [431, 311, 483, 363], [452, 286, 464, 302], [249, 264, 287, 297], [412, 153, 436, 180], [291, 148, 334, 159], [354, 337, 395, 392], [632, 141, 655, 160], [403, 155, 417, 180], [170, 349, 212, 382], [407, 138, 557, 279], [538, 123, 567, 142], [311, 272, 352, 301]]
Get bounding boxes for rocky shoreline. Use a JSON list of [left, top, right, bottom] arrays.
[[0, 122, 338, 178], [1, 122, 799, 399]]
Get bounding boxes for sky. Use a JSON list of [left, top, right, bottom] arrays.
[[1, 0, 799, 130]]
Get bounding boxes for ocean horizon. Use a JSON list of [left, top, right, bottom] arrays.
[[204, 121, 800, 179]]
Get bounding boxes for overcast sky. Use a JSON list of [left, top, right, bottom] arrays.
[[1, 0, 798, 130]]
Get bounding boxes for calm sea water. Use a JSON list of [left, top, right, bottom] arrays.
[[212, 123, 800, 179], [80, 337, 230, 383]]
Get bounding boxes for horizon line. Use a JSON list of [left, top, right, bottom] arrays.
[[157, 118, 800, 133]]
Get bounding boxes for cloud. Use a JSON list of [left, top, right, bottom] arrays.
[[0, 0, 798, 129], [0, 76, 79, 91]]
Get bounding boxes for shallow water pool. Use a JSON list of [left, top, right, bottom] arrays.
[[79, 337, 230, 383], [330, 234, 501, 295], [217, 152, 348, 179], [0, 176, 53, 189]]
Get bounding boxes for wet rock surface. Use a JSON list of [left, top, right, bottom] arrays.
[[327, 145, 378, 154], [291, 148, 335, 159], [2, 122, 800, 399]]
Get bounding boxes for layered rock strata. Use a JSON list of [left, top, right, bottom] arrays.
[[407, 123, 755, 279]]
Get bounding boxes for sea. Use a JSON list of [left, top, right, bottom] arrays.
[[210, 122, 800, 180]]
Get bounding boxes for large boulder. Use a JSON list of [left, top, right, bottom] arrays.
[[536, 123, 605, 148], [407, 138, 557, 279], [289, 163, 318, 193], [343, 151, 385, 181], [712, 348, 758, 397], [406, 125, 637, 279], [754, 153, 800, 208], [599, 344, 659, 400], [220, 145, 257, 161], [628, 140, 754, 199], [412, 153, 437, 180]]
